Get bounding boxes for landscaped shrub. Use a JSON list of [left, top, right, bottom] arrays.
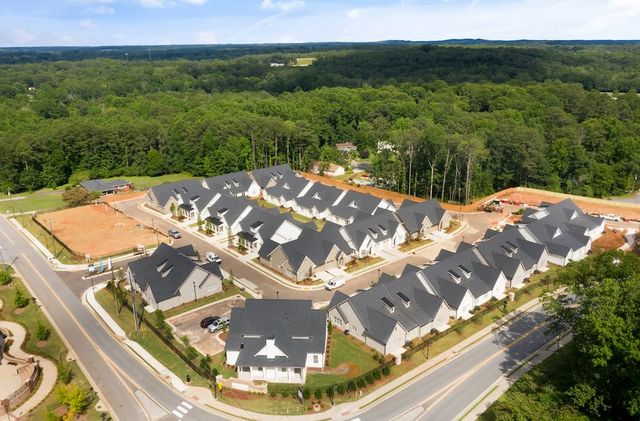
[[365, 374, 374, 385], [303, 389, 311, 400], [0, 266, 12, 285], [282, 391, 289, 398], [57, 362, 74, 384], [373, 370, 381, 380], [382, 366, 391, 376], [356, 378, 366, 389], [337, 384, 346, 395], [347, 381, 356, 392], [36, 321, 51, 341], [14, 287, 29, 308], [270, 391, 277, 398], [186, 346, 199, 361], [327, 320, 332, 334], [314, 389, 322, 400]]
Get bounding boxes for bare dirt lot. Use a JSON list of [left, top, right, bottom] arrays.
[[167, 295, 245, 356], [36, 203, 167, 258]]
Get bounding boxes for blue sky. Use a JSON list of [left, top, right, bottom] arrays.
[[1, 0, 639, 47]]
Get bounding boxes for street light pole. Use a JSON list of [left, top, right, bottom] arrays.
[[193, 280, 197, 302], [151, 217, 159, 246]]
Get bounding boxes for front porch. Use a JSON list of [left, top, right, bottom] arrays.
[[237, 366, 305, 384]]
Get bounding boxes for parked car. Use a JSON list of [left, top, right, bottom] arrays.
[[200, 316, 219, 329], [600, 213, 621, 222], [207, 316, 230, 333], [205, 251, 222, 264], [168, 228, 181, 239], [325, 277, 346, 291]]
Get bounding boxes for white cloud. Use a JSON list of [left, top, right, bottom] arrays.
[[195, 30, 217, 44], [138, 0, 207, 8], [347, 9, 363, 20], [57, 35, 74, 44], [260, 0, 304, 12], [80, 19, 97, 29], [139, 0, 168, 7], [88, 5, 115, 14]]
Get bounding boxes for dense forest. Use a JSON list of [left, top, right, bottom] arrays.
[[1, 43, 639, 201]]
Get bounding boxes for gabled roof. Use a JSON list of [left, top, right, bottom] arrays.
[[329, 190, 390, 221], [205, 195, 253, 227], [251, 164, 294, 188], [264, 173, 311, 202], [329, 274, 445, 345], [341, 211, 401, 249], [395, 199, 447, 234], [294, 183, 343, 213], [238, 206, 289, 244], [203, 171, 255, 196], [475, 226, 546, 274], [80, 179, 131, 193], [148, 179, 201, 208], [225, 299, 326, 368], [128, 243, 221, 303]]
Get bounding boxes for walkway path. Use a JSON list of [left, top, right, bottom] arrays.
[[0, 320, 58, 419]]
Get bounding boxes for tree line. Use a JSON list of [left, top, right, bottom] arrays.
[[1, 46, 639, 201]]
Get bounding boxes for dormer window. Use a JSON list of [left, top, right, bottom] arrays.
[[313, 192, 321, 200], [283, 183, 290, 190], [172, 188, 180, 195], [553, 228, 562, 239], [160, 264, 174, 277], [181, 187, 188, 193], [377, 224, 388, 235], [505, 241, 518, 253], [368, 227, 378, 239], [156, 259, 169, 271], [397, 292, 411, 308], [570, 211, 577, 220], [224, 181, 231, 188], [448, 269, 462, 283], [500, 245, 513, 257], [381, 297, 395, 313], [458, 265, 471, 278], [233, 179, 239, 187], [217, 208, 229, 216], [349, 201, 358, 209]]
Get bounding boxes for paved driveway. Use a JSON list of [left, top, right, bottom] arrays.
[[167, 295, 245, 356]]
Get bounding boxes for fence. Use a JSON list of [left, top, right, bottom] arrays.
[[108, 284, 219, 383], [0, 361, 40, 416]]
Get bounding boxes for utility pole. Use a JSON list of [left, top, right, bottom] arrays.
[[0, 246, 6, 270], [152, 217, 159, 246], [193, 280, 197, 302], [128, 273, 140, 333]]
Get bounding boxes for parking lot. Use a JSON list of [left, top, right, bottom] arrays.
[[166, 295, 245, 356]]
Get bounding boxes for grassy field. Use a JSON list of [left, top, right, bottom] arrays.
[[0, 276, 105, 420], [306, 331, 379, 388], [445, 219, 462, 233], [0, 190, 66, 214], [95, 287, 210, 388], [15, 215, 85, 264], [104, 173, 193, 190]]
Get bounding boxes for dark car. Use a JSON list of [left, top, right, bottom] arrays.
[[200, 316, 219, 328]]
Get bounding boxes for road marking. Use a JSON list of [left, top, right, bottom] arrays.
[[172, 409, 184, 418], [177, 405, 189, 414], [181, 401, 193, 410], [0, 221, 16, 244], [19, 253, 152, 421]]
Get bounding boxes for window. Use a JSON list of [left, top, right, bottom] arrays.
[[333, 316, 342, 326], [313, 355, 319, 364], [242, 367, 250, 372], [281, 368, 287, 373], [294, 368, 302, 374], [255, 367, 263, 372]]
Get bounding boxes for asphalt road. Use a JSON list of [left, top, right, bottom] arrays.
[[0, 215, 224, 421], [354, 308, 552, 421]]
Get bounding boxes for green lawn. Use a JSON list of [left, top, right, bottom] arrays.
[[0, 276, 105, 420], [445, 219, 461, 234], [0, 191, 66, 214], [15, 215, 85, 264], [163, 280, 250, 319], [95, 287, 211, 387], [104, 173, 193, 190]]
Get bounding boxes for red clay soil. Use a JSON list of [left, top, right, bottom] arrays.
[[299, 172, 640, 220], [100, 191, 146, 204], [36, 203, 167, 258], [592, 229, 627, 251]]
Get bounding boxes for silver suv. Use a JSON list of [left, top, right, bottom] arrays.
[[207, 316, 230, 333]]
